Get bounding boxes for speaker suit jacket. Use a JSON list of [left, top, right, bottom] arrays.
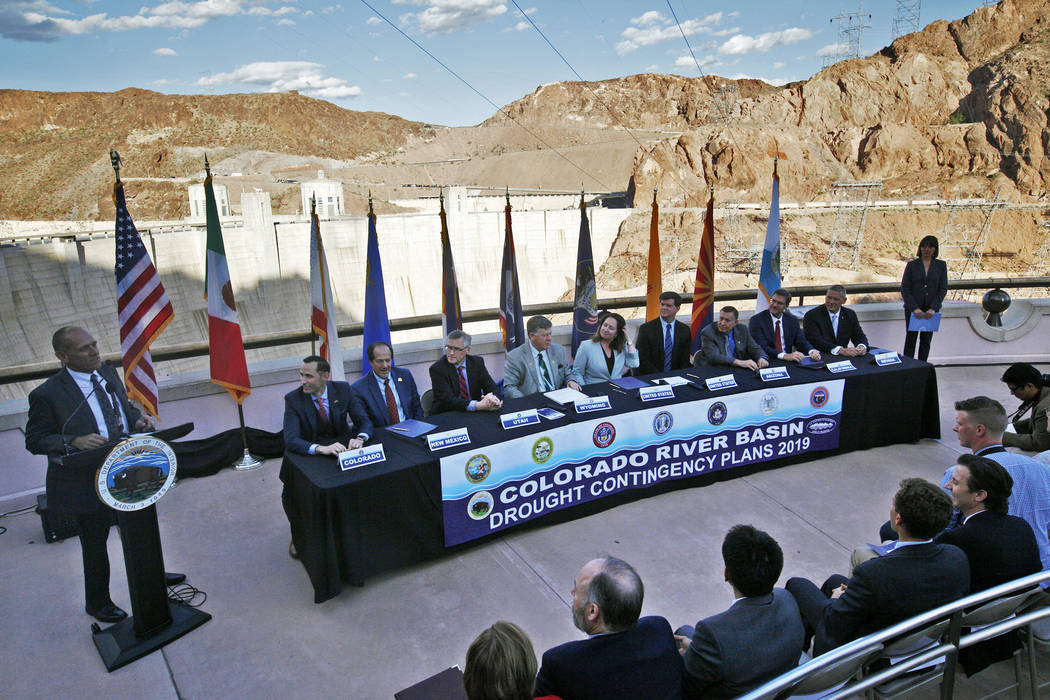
[[635, 318, 692, 375], [282, 380, 354, 455], [802, 305, 869, 354], [749, 309, 813, 358], [428, 354, 499, 413], [349, 368, 423, 440]]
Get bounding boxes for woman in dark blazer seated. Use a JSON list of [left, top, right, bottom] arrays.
[[901, 234, 948, 361]]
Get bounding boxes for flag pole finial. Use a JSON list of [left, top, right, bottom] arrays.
[[204, 154, 211, 177], [310, 195, 316, 214], [652, 186, 658, 206], [505, 186, 510, 206], [368, 190, 374, 216], [439, 188, 444, 209], [110, 149, 122, 184]]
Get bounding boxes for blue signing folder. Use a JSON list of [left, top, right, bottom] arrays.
[[385, 419, 437, 439], [908, 312, 941, 332]]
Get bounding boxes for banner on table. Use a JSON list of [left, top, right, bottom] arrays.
[[441, 380, 844, 546]]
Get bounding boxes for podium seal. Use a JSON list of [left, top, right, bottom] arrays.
[[97, 436, 177, 511]]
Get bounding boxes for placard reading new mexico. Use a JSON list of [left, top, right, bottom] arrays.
[[440, 381, 843, 546]]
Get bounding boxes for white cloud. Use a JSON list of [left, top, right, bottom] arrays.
[[816, 42, 846, 57], [617, 11, 723, 55], [197, 61, 362, 99], [153, 46, 177, 55], [719, 27, 813, 55], [402, 72, 417, 79], [730, 72, 794, 86], [372, 55, 381, 62], [366, 15, 381, 24], [397, 0, 507, 35], [773, 61, 785, 69], [511, 20, 528, 31], [277, 18, 294, 25], [675, 53, 729, 70]]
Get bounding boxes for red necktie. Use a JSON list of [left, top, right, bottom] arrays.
[[314, 397, 330, 426], [774, 319, 783, 353], [384, 378, 400, 425], [458, 364, 469, 400]]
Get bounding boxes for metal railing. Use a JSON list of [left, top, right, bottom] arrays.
[[2, 276, 1048, 385]]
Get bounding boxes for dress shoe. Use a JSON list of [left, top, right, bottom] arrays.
[[86, 603, 127, 623], [289, 541, 299, 560], [165, 572, 186, 586]]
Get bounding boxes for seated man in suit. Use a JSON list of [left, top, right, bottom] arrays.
[[636, 291, 693, 375], [937, 454, 1041, 675], [25, 326, 183, 623], [534, 556, 683, 700], [695, 306, 769, 371], [749, 288, 821, 363], [786, 478, 969, 655], [429, 330, 502, 413], [504, 315, 581, 399], [283, 355, 361, 456], [349, 341, 423, 441], [803, 285, 869, 357], [675, 525, 804, 699]]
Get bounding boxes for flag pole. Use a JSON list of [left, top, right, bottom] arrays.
[[309, 195, 317, 356]]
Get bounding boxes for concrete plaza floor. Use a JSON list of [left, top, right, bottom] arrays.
[[2, 364, 1047, 698]]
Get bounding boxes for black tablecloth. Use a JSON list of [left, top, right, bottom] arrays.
[[281, 357, 939, 602]]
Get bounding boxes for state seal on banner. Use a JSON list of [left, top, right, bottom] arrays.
[[707, 401, 727, 426], [810, 386, 829, 408], [532, 437, 554, 464], [652, 411, 673, 435], [467, 491, 493, 520], [760, 392, 779, 416], [464, 454, 492, 484], [96, 436, 177, 512], [592, 422, 616, 448]]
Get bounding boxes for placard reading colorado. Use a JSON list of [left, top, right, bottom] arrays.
[[440, 380, 843, 546]]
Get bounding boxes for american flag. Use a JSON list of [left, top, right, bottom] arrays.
[[114, 182, 174, 418]]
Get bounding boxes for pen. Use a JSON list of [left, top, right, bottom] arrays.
[[389, 426, 410, 433], [608, 386, 627, 394]]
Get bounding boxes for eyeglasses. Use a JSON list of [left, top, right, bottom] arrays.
[[444, 344, 467, 352], [1007, 385, 1023, 394]]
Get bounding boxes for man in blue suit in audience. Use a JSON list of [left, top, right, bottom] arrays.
[[675, 525, 804, 699], [534, 556, 683, 700], [749, 288, 821, 363], [350, 341, 423, 441]]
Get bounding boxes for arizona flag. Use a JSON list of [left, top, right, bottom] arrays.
[[645, 188, 662, 321], [204, 165, 251, 403], [571, 195, 599, 353], [756, 158, 783, 312], [114, 181, 173, 418], [499, 192, 525, 351], [310, 201, 344, 381], [690, 189, 715, 354], [362, 198, 392, 370], [439, 192, 463, 336]]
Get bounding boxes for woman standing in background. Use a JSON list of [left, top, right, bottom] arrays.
[[901, 235, 948, 361]]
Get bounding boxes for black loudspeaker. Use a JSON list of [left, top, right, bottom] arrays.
[[36, 494, 80, 543]]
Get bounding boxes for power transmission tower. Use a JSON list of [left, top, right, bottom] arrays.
[[825, 5, 872, 67], [827, 181, 883, 270], [892, 0, 920, 39]]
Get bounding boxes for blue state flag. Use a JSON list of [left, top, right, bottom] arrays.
[[362, 207, 391, 369], [571, 199, 599, 353], [757, 158, 783, 312], [499, 195, 525, 351]]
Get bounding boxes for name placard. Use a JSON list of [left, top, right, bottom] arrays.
[[826, 360, 856, 374], [500, 409, 541, 430], [759, 366, 790, 381], [574, 395, 612, 414], [874, 352, 902, 367], [639, 385, 675, 402], [706, 374, 738, 391], [339, 444, 386, 471], [427, 427, 471, 452]]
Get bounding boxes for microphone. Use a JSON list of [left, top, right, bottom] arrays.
[[59, 377, 101, 457]]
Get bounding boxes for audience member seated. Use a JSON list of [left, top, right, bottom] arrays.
[[1000, 363, 1050, 453], [635, 291, 692, 375], [463, 621, 544, 700], [748, 288, 821, 364], [802, 284, 868, 357], [503, 315, 581, 398], [534, 556, 683, 700], [937, 454, 1041, 675], [674, 525, 804, 699], [786, 478, 969, 655], [429, 330, 502, 414], [694, 306, 769, 370], [569, 312, 639, 386], [349, 341, 423, 441]]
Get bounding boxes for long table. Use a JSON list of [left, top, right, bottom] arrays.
[[280, 356, 939, 603]]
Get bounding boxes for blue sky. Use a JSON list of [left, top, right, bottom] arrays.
[[1, 1, 988, 127]]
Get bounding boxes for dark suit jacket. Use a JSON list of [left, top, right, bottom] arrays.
[[682, 589, 804, 700], [815, 542, 970, 655], [636, 318, 692, 375], [749, 309, 813, 358], [25, 364, 142, 514], [282, 381, 354, 455], [803, 305, 869, 354], [534, 615, 683, 700], [349, 368, 423, 440], [428, 354, 498, 414], [901, 257, 948, 313], [695, 323, 767, 367]]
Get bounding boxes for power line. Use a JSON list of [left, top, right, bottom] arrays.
[[357, 0, 614, 191], [666, 0, 705, 78]]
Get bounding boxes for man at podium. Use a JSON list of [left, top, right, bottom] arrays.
[[25, 326, 182, 623]]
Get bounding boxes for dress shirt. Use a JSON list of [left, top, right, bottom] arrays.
[[891, 538, 934, 550], [307, 386, 330, 454], [770, 312, 787, 359], [533, 345, 555, 391], [456, 362, 478, 412], [66, 367, 130, 440], [373, 373, 405, 422]]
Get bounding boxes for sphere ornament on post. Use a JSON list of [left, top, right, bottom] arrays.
[[982, 287, 1011, 327]]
